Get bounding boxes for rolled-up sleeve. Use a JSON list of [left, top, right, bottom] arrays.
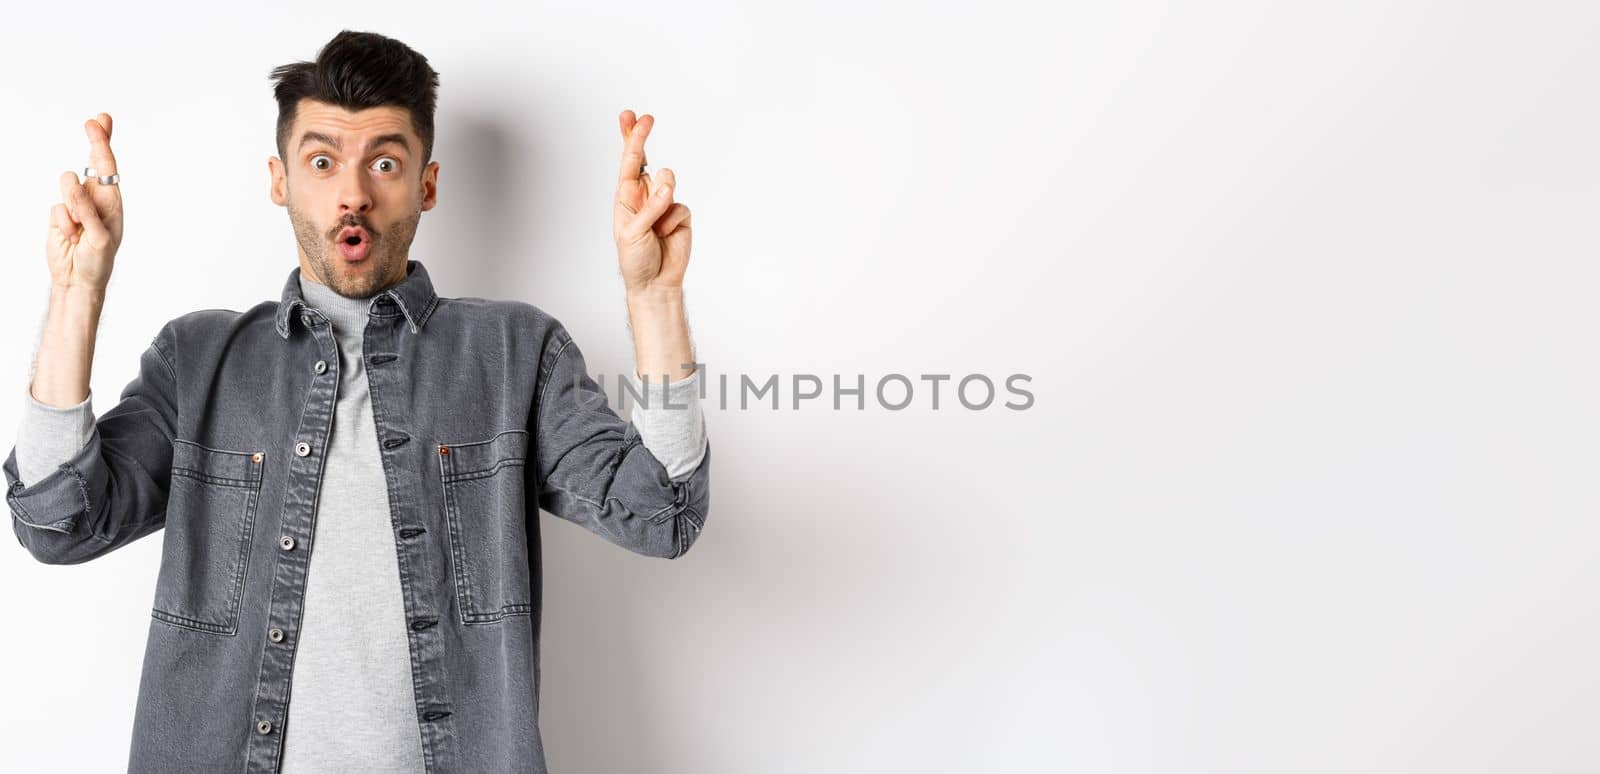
[[15, 386, 97, 488], [531, 325, 711, 559], [3, 323, 179, 565], [628, 368, 708, 483]]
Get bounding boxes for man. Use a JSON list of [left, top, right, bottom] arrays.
[[5, 30, 710, 773]]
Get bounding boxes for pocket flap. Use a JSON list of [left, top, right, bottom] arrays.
[[172, 439, 265, 487], [439, 430, 529, 479]]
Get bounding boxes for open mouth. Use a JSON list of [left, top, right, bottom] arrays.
[[336, 228, 372, 262]]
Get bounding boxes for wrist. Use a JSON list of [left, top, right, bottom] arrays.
[[625, 283, 683, 307], [51, 283, 107, 308]]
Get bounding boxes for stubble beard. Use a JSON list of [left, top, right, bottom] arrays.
[[287, 191, 422, 299]]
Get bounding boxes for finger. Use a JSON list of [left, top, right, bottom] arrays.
[[626, 167, 675, 237], [653, 202, 691, 238], [85, 114, 118, 177], [51, 203, 78, 243], [619, 109, 636, 142], [614, 167, 651, 216], [616, 113, 653, 193], [62, 173, 110, 244], [59, 171, 84, 220]]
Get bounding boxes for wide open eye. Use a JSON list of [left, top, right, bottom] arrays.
[[310, 154, 333, 172], [373, 157, 398, 174]]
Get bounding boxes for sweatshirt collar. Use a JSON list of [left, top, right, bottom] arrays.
[[275, 259, 439, 339]]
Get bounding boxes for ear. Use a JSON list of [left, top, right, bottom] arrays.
[[420, 160, 440, 212], [268, 156, 287, 206]]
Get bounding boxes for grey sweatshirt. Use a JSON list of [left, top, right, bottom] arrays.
[[15, 276, 707, 771]]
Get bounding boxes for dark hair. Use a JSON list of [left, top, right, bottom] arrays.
[[268, 30, 440, 168]]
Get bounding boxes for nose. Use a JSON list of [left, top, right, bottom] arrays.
[[336, 165, 373, 215]]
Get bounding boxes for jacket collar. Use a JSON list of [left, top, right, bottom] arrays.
[[275, 259, 439, 339]]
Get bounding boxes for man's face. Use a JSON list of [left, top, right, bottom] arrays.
[[269, 99, 439, 298]]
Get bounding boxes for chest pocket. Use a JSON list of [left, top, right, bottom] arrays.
[[438, 429, 533, 624], [151, 439, 265, 635]]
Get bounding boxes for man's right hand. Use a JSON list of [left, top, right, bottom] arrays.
[[47, 112, 123, 292]]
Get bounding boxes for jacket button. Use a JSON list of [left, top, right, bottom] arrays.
[[295, 441, 311, 457], [314, 359, 327, 374], [268, 627, 285, 643], [279, 535, 296, 551], [257, 720, 273, 734]]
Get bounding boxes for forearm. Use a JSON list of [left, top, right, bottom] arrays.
[[31, 283, 105, 408], [623, 286, 708, 482], [625, 286, 695, 383]]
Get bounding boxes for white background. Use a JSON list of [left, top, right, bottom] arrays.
[[1, 1, 1597, 772]]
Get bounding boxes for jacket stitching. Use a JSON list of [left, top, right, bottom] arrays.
[[533, 336, 575, 493], [151, 332, 178, 384], [535, 336, 573, 418], [67, 464, 113, 544]]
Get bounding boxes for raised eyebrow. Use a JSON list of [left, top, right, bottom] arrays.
[[297, 130, 342, 153], [297, 131, 411, 156], [366, 133, 411, 156]]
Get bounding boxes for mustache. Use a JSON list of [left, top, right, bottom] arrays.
[[328, 218, 380, 241]]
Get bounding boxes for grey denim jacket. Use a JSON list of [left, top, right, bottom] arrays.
[[2, 259, 712, 773]]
